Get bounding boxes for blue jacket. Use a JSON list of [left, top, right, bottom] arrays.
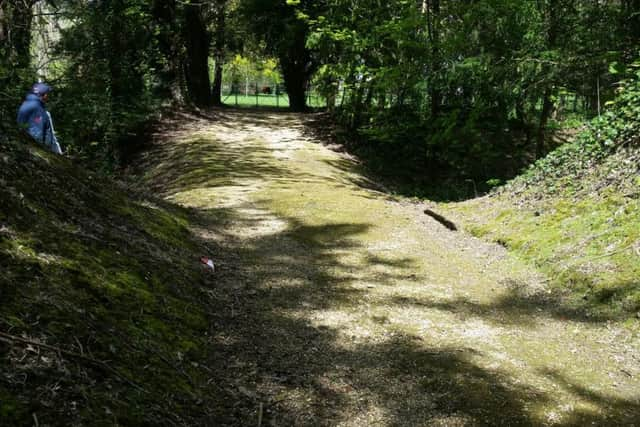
[[17, 94, 61, 154]]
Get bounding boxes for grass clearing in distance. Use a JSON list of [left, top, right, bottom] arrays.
[[221, 93, 327, 108]]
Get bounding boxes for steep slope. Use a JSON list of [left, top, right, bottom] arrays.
[[0, 139, 237, 425], [444, 72, 640, 322]]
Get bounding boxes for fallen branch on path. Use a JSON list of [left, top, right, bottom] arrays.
[[424, 208, 458, 231]]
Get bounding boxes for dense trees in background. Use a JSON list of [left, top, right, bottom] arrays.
[[1, 0, 227, 163], [56, 0, 160, 156], [305, 0, 640, 194], [0, 0, 638, 191]]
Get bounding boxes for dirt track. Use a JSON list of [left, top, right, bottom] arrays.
[[138, 109, 640, 426]]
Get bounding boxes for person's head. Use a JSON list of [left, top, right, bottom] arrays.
[[31, 83, 52, 102]]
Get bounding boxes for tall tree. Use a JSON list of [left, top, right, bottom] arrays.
[[151, 0, 185, 100], [280, 21, 312, 112], [535, 0, 560, 159], [211, 0, 228, 106], [240, 0, 322, 111], [2, 0, 37, 69], [424, 0, 441, 117], [183, 1, 212, 107]]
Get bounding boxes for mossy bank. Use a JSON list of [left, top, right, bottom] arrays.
[[0, 139, 239, 425], [443, 138, 640, 324]]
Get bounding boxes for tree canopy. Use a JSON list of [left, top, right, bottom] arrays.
[[1, 0, 638, 185]]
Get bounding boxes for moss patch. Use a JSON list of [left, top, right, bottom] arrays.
[[0, 139, 219, 425], [445, 147, 640, 321]]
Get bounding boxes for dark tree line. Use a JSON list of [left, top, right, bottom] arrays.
[[1, 0, 39, 138], [0, 0, 323, 159], [1, 0, 639, 186], [1, 0, 234, 162], [302, 0, 640, 195]]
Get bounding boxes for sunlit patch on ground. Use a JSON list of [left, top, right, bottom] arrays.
[[137, 108, 640, 426]]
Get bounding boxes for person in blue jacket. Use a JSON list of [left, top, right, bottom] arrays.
[[17, 82, 63, 154]]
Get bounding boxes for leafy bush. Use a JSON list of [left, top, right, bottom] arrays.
[[516, 57, 640, 190]]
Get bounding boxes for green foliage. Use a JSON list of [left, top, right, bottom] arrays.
[[518, 58, 640, 189], [52, 0, 167, 163], [307, 0, 640, 198], [452, 58, 640, 319], [225, 54, 282, 88]]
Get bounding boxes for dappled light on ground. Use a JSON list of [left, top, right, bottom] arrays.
[[138, 109, 640, 426]]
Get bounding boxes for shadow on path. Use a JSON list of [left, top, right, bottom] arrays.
[[142, 109, 640, 426], [195, 205, 640, 426]]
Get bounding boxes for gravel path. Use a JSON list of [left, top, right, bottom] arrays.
[[139, 109, 640, 426]]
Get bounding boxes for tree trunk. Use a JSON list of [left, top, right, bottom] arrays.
[[280, 25, 311, 112], [535, 0, 558, 159], [350, 82, 366, 129], [281, 60, 308, 112], [183, 3, 212, 107], [340, 83, 347, 108], [322, 78, 337, 112], [424, 0, 441, 117], [536, 89, 553, 158], [8, 0, 36, 69], [211, 0, 226, 106], [151, 0, 184, 100], [353, 82, 374, 127], [430, 0, 441, 117], [212, 61, 223, 105]]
